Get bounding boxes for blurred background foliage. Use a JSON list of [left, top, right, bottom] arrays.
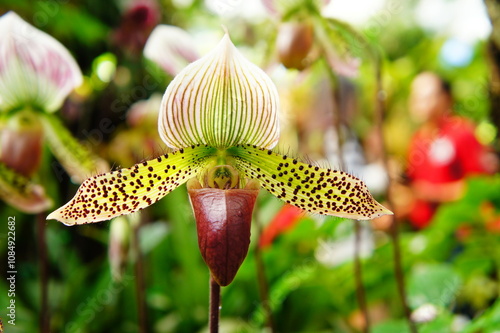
[[0, 0, 499, 332]]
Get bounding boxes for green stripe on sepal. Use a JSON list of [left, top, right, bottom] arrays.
[[40, 112, 109, 183], [47, 145, 217, 225], [0, 162, 52, 213], [228, 144, 392, 220]]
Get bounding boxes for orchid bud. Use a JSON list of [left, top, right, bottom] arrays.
[[277, 22, 314, 70], [0, 109, 43, 177]]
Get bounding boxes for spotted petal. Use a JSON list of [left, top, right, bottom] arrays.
[[0, 162, 52, 213], [0, 12, 82, 112], [159, 34, 280, 150], [228, 145, 392, 220], [47, 145, 217, 225]]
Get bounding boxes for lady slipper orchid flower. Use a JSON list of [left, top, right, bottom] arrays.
[[0, 12, 107, 213], [48, 34, 391, 285]]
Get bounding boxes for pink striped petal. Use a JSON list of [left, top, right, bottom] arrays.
[[0, 12, 82, 112], [261, 0, 330, 16], [144, 25, 200, 77]]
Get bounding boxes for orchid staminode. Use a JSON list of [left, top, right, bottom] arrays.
[[144, 24, 200, 77], [48, 33, 391, 284]]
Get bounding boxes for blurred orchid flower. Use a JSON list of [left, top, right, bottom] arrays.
[[0, 11, 107, 213], [107, 93, 164, 167], [112, 0, 161, 56], [144, 25, 200, 76], [48, 34, 391, 285]]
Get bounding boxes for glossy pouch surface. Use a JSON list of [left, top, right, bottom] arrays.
[[188, 181, 259, 286]]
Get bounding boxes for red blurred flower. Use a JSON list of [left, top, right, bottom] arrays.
[[259, 204, 305, 248]]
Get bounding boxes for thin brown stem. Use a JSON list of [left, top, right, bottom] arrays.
[[131, 217, 148, 333], [390, 216, 416, 331], [209, 275, 221, 333], [325, 58, 372, 332], [373, 61, 417, 333], [353, 220, 370, 333], [36, 213, 49, 333]]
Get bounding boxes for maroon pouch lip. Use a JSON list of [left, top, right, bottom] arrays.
[[188, 180, 259, 286]]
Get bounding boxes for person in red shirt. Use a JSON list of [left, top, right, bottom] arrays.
[[406, 72, 497, 228]]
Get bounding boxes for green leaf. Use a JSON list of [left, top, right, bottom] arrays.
[[420, 312, 454, 333], [462, 299, 500, 332], [139, 221, 170, 254], [372, 320, 411, 333], [47, 145, 217, 225], [408, 263, 461, 309], [317, 16, 379, 62], [49, 5, 109, 46], [0, 12, 82, 112], [227, 145, 392, 220], [40, 112, 108, 183], [265, 0, 323, 19]]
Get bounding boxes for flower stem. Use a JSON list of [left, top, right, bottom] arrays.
[[209, 275, 221, 333], [36, 213, 49, 333], [353, 220, 370, 333], [373, 61, 417, 333], [390, 217, 416, 331]]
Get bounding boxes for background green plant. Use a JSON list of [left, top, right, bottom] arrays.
[[0, 0, 499, 332]]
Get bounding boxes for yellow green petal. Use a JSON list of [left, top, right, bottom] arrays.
[[47, 145, 217, 225], [40, 112, 108, 183], [228, 145, 392, 220]]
